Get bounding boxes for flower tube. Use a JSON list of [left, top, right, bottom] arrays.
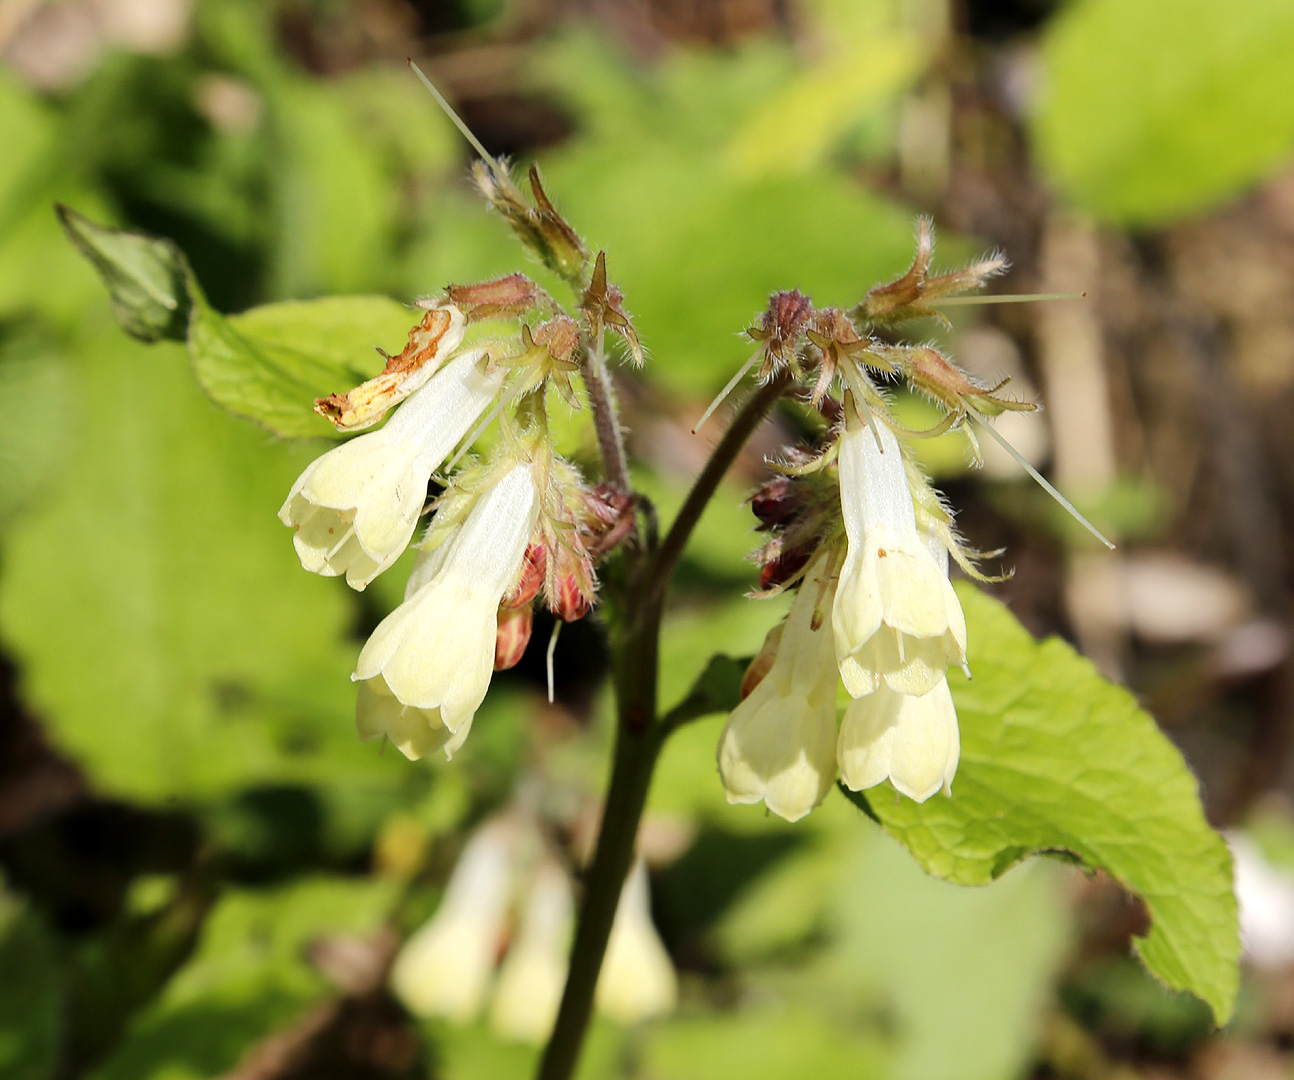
[[717, 553, 840, 823], [595, 859, 677, 1024], [353, 461, 541, 758], [391, 818, 515, 1021], [831, 418, 966, 697], [279, 347, 503, 590], [489, 861, 574, 1043]]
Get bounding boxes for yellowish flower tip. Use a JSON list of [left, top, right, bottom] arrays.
[[279, 346, 505, 591], [596, 860, 678, 1023]]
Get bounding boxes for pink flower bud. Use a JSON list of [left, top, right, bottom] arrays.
[[550, 574, 591, 622], [494, 604, 534, 671], [504, 543, 547, 608]]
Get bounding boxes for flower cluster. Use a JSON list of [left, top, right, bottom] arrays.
[[717, 221, 1030, 822], [391, 816, 676, 1042], [279, 220, 638, 759]]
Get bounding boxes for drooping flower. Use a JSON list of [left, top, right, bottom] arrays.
[[831, 416, 966, 697], [837, 676, 960, 802], [489, 860, 573, 1043], [717, 552, 840, 823], [595, 859, 677, 1024], [391, 818, 515, 1021], [279, 347, 504, 590], [353, 460, 541, 758]]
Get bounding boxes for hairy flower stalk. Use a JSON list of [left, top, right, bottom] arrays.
[[279, 346, 503, 589]]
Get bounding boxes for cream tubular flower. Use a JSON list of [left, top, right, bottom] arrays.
[[716, 553, 840, 823], [489, 861, 573, 1044], [353, 462, 541, 757], [837, 675, 960, 802], [832, 418, 966, 697], [391, 819, 515, 1021], [595, 859, 677, 1024], [279, 348, 503, 590]]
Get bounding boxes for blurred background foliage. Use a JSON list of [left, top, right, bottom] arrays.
[[1, 0, 1294, 1077]]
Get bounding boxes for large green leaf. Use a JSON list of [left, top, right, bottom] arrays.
[[1033, 0, 1294, 224], [845, 585, 1239, 1024], [0, 315, 414, 803]]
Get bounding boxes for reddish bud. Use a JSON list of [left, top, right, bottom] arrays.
[[759, 548, 811, 593], [494, 604, 534, 671], [551, 574, 592, 622], [503, 543, 547, 608], [749, 475, 797, 530], [583, 485, 636, 556]]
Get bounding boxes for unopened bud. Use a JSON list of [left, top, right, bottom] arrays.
[[447, 273, 543, 321], [495, 604, 534, 671], [741, 622, 784, 699], [749, 289, 812, 377], [583, 485, 636, 556], [505, 543, 548, 608], [759, 548, 810, 593], [551, 574, 591, 622], [532, 315, 581, 366]]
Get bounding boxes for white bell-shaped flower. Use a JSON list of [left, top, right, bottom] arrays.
[[391, 818, 515, 1021], [837, 675, 960, 802], [717, 553, 840, 823], [595, 859, 677, 1024], [832, 418, 966, 697], [353, 461, 541, 758], [489, 861, 573, 1043], [279, 348, 503, 591]]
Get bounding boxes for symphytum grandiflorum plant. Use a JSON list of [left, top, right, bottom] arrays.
[[59, 61, 1240, 1080]]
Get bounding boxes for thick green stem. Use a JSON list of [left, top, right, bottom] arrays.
[[535, 707, 664, 1080]]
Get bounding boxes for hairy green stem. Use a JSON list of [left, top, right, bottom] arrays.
[[535, 374, 789, 1080], [581, 328, 632, 494]]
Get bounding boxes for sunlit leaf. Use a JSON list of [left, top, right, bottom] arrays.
[[1034, 0, 1294, 223], [844, 585, 1240, 1024]]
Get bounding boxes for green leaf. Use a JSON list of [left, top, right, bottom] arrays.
[[1033, 0, 1294, 224], [0, 895, 61, 1080], [0, 317, 416, 803], [844, 585, 1240, 1024], [187, 291, 416, 438], [60, 207, 423, 438], [56, 204, 192, 342]]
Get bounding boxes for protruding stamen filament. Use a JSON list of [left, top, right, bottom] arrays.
[[409, 60, 503, 176], [968, 412, 1115, 551], [546, 620, 562, 705], [929, 292, 1086, 307], [692, 349, 762, 434]]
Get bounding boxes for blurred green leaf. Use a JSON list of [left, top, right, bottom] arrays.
[[57, 204, 193, 343], [845, 585, 1240, 1024], [1034, 0, 1294, 224], [820, 833, 1070, 1080], [643, 1006, 890, 1080], [0, 319, 412, 803], [89, 877, 396, 1080], [727, 33, 924, 177], [0, 327, 73, 523]]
